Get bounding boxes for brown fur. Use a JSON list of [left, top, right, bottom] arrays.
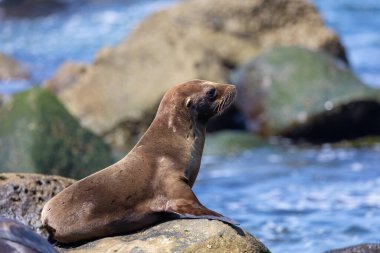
[[41, 80, 237, 244]]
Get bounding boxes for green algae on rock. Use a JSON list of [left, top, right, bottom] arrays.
[[0, 88, 113, 178], [205, 131, 267, 156], [232, 46, 380, 143]]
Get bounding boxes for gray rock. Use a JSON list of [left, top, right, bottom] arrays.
[[44, 61, 88, 94], [0, 218, 58, 253], [0, 173, 75, 239], [46, 0, 346, 149], [0, 52, 29, 81], [57, 219, 271, 253]]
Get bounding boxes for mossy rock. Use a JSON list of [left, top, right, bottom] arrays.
[[332, 135, 380, 149], [232, 46, 380, 142], [0, 88, 113, 178], [46, 0, 345, 149], [204, 130, 266, 156]]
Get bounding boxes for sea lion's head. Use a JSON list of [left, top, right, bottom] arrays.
[[161, 79, 237, 123]]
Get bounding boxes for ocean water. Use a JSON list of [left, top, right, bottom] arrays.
[[0, 0, 177, 93], [312, 0, 380, 88], [1, 1, 380, 252], [196, 146, 380, 252]]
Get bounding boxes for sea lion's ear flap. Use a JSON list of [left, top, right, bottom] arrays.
[[186, 98, 192, 108]]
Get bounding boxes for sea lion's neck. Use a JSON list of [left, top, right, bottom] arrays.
[[139, 104, 206, 187], [185, 112, 206, 187]]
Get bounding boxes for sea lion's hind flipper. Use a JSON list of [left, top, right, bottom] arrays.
[[166, 199, 239, 226]]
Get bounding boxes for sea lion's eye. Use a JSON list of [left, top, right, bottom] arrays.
[[186, 98, 192, 108], [206, 88, 217, 101]]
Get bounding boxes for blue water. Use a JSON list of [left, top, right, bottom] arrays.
[[196, 146, 380, 253], [1, 1, 380, 252], [312, 0, 380, 88], [0, 0, 177, 93]]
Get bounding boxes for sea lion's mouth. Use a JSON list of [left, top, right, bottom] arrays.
[[215, 85, 237, 116]]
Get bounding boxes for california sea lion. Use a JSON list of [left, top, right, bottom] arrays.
[[41, 79, 237, 244]]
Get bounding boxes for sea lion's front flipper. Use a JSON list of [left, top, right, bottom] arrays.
[[167, 198, 238, 225], [161, 184, 238, 225]]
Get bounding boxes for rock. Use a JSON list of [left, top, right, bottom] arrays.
[[325, 244, 380, 253], [0, 0, 66, 19], [281, 100, 380, 143], [0, 88, 113, 178], [332, 135, 380, 149], [0, 52, 29, 81], [57, 219, 271, 253], [0, 218, 59, 253], [207, 105, 246, 133], [44, 61, 88, 94], [231, 46, 380, 143], [205, 130, 266, 156], [0, 173, 75, 239], [47, 0, 346, 148]]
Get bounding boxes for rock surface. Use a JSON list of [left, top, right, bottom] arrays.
[[58, 219, 271, 253], [0, 173, 75, 239], [204, 131, 266, 156], [0, 218, 59, 253], [0, 52, 29, 81], [231, 46, 380, 143], [47, 0, 346, 148], [44, 62, 88, 94], [325, 244, 380, 253], [281, 100, 380, 143], [0, 88, 113, 178]]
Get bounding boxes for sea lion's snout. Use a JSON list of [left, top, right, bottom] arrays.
[[213, 83, 237, 116], [227, 84, 237, 95], [224, 84, 237, 102]]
